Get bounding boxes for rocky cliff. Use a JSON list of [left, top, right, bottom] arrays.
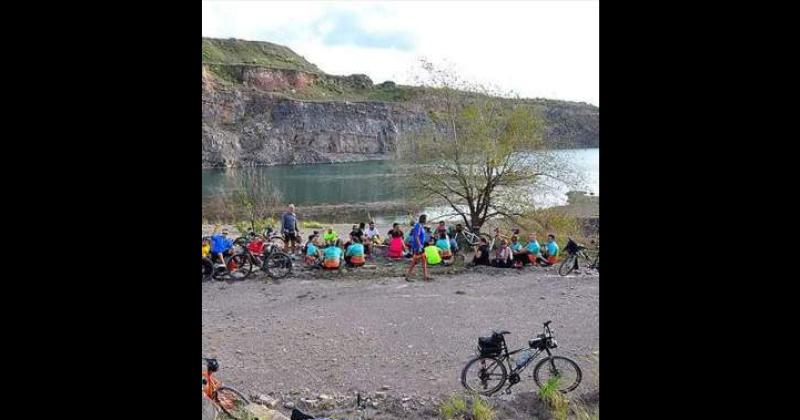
[[202, 38, 599, 168]]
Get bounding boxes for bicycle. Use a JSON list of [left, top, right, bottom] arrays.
[[234, 227, 285, 250], [202, 358, 251, 419], [202, 256, 215, 281], [452, 226, 492, 255], [238, 235, 293, 279], [209, 246, 254, 281], [557, 238, 599, 276], [461, 320, 582, 396]]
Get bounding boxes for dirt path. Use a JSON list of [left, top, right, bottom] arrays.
[[202, 265, 598, 418]]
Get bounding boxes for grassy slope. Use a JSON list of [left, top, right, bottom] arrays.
[[201, 37, 598, 112]]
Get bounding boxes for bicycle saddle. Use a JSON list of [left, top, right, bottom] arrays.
[[493, 330, 511, 335]]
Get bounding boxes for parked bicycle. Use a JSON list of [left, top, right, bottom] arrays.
[[452, 225, 492, 254], [461, 321, 582, 396], [207, 246, 254, 281], [237, 235, 293, 279], [234, 227, 285, 250], [202, 357, 251, 419], [558, 238, 599, 276]]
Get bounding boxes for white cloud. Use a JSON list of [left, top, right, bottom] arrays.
[[202, 0, 599, 105]]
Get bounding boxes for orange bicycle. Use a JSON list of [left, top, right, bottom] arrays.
[[202, 358, 251, 419]]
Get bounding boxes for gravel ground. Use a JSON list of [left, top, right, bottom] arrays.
[[202, 264, 599, 419]]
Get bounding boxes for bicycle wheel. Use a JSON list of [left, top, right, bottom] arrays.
[[226, 253, 253, 280], [590, 255, 599, 271], [215, 385, 251, 419], [264, 252, 292, 279], [202, 258, 214, 282], [558, 255, 577, 276], [461, 356, 508, 396], [532, 356, 582, 393], [271, 236, 286, 250]]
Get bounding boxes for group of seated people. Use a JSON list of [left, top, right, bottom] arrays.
[[471, 232, 560, 268], [302, 221, 458, 269], [203, 221, 563, 272]]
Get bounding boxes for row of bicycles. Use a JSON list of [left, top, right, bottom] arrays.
[[202, 228, 293, 282]]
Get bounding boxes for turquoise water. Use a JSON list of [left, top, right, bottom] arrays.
[[202, 148, 599, 208]]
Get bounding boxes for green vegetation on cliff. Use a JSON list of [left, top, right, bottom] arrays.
[[202, 38, 322, 73]]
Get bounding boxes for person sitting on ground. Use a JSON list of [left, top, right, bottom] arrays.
[[209, 228, 234, 267], [345, 237, 366, 267], [436, 221, 448, 235], [322, 240, 343, 269], [436, 221, 458, 252], [363, 220, 381, 253], [365, 220, 380, 242], [509, 235, 528, 267], [202, 238, 211, 259], [449, 223, 464, 250], [424, 237, 443, 266], [471, 237, 491, 266], [403, 221, 415, 257], [304, 234, 321, 266], [386, 223, 405, 259], [524, 232, 545, 265], [541, 234, 560, 266], [323, 227, 338, 246], [492, 239, 514, 268], [435, 231, 453, 259], [352, 223, 365, 242]]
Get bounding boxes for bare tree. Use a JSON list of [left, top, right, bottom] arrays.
[[221, 167, 284, 231], [396, 61, 580, 231]]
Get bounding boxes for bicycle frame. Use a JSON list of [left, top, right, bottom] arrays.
[[202, 369, 222, 400], [500, 337, 552, 377]]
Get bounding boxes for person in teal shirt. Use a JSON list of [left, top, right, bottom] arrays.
[[510, 235, 527, 267], [525, 232, 545, 265], [345, 238, 366, 267], [510, 236, 523, 253], [304, 234, 321, 266], [435, 232, 452, 257], [542, 234, 559, 266], [322, 241, 343, 269]]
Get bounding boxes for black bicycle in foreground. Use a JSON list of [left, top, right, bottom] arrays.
[[461, 321, 582, 395]]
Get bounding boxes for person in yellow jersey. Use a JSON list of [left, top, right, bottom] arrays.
[[424, 237, 443, 266], [201, 238, 211, 258], [323, 227, 339, 246]]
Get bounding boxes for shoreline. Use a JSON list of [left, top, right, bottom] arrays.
[[202, 191, 599, 226], [201, 147, 599, 170]]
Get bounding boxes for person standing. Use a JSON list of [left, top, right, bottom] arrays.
[[281, 204, 301, 255], [405, 214, 431, 281]]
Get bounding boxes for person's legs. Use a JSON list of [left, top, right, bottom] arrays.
[[422, 254, 429, 280], [406, 252, 418, 276]]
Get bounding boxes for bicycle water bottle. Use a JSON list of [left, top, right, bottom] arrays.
[[516, 349, 533, 368]]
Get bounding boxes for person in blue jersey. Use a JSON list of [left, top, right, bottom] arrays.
[[405, 214, 431, 281]]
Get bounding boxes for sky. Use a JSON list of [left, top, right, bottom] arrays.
[[202, 1, 599, 106]]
